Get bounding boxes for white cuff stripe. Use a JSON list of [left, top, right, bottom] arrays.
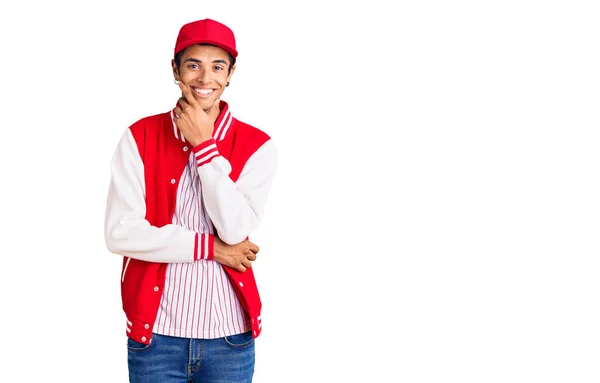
[[195, 143, 217, 157], [196, 149, 219, 166], [202, 234, 209, 260]]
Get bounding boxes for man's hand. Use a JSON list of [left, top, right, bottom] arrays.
[[172, 82, 220, 146], [214, 236, 260, 272]]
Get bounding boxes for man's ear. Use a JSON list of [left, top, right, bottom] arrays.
[[171, 59, 180, 81], [227, 65, 236, 83]]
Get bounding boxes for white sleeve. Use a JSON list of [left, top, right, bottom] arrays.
[[196, 139, 278, 245], [104, 129, 211, 263]]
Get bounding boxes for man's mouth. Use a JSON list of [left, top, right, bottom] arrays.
[[192, 87, 214, 97]]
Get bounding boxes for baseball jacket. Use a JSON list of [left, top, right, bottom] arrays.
[[104, 101, 277, 345]]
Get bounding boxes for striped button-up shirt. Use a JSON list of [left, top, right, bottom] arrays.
[[153, 152, 250, 338]]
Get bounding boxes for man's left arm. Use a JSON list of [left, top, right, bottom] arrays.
[[193, 138, 278, 245]]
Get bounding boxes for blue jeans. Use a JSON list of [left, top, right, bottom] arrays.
[[127, 332, 255, 383]]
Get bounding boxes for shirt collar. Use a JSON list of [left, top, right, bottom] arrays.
[[170, 100, 234, 142]]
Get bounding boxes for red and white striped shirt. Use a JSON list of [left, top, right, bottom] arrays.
[[154, 138, 248, 338]]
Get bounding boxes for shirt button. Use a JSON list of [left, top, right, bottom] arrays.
[[144, 324, 150, 329], [183, 146, 189, 152], [141, 336, 147, 342], [170, 179, 176, 184], [154, 286, 159, 292], [239, 282, 244, 287]]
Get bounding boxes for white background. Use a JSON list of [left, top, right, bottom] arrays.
[[0, 0, 599, 382]]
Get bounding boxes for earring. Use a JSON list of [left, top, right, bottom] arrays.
[[174, 79, 180, 85], [226, 82, 230, 87]]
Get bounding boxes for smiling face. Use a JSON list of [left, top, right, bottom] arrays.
[[172, 44, 235, 112]]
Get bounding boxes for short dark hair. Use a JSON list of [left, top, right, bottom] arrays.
[[174, 44, 235, 74]]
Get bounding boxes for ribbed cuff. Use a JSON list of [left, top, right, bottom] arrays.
[[193, 139, 220, 167], [196, 233, 214, 261]]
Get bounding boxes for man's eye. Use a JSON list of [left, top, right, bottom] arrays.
[[214, 66, 224, 71], [188, 64, 198, 69]]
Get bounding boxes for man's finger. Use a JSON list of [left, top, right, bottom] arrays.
[[178, 97, 190, 110], [249, 243, 259, 254], [178, 82, 197, 106], [173, 107, 183, 118]]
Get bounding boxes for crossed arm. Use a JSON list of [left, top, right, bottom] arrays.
[[104, 125, 277, 272]]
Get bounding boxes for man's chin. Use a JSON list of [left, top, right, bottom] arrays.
[[202, 102, 215, 112], [195, 96, 215, 108]]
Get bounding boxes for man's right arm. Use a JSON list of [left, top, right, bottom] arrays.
[[104, 128, 210, 263], [104, 128, 259, 270]]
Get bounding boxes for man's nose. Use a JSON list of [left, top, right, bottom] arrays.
[[196, 69, 211, 84]]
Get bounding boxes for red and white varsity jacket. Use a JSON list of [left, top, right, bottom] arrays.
[[104, 101, 277, 345]]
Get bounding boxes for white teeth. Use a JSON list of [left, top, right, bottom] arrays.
[[194, 88, 213, 95]]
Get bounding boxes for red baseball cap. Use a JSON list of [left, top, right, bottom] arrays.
[[174, 18, 238, 62]]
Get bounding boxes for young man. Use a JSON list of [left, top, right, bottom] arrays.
[[104, 18, 277, 383]]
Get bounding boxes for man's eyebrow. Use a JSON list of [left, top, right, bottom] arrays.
[[184, 58, 229, 66]]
